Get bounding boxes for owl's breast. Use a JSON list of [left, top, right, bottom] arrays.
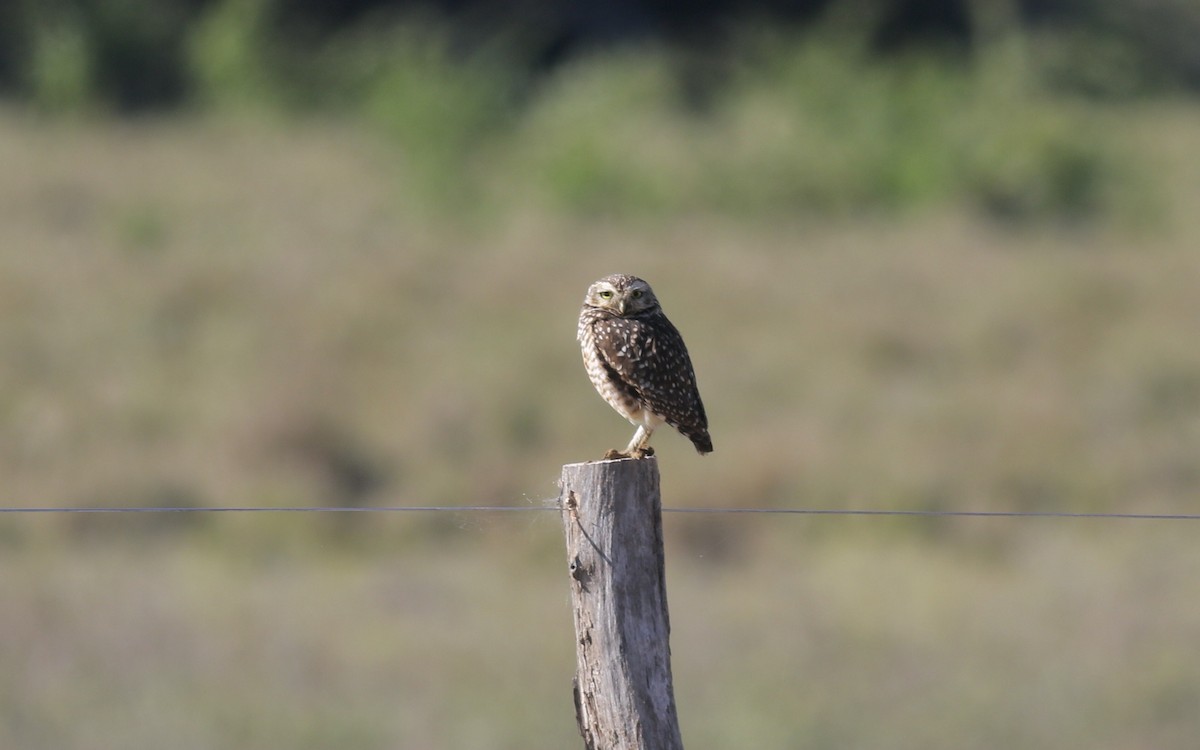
[[579, 318, 651, 425]]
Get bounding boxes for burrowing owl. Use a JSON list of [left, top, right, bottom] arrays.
[[578, 274, 712, 459]]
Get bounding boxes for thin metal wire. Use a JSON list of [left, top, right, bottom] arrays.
[[0, 505, 555, 514], [0, 505, 1198, 520], [662, 508, 1200, 520]]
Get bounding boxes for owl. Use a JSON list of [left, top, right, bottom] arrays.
[[578, 274, 712, 459]]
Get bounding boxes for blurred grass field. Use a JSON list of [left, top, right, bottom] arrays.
[[3, 30, 1200, 748], [5, 522, 1200, 749]]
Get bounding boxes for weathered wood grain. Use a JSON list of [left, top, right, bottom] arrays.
[[560, 457, 684, 750]]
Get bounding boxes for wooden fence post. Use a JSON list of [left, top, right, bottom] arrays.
[[559, 457, 685, 750]]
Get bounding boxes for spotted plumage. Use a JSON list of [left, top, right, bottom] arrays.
[[578, 274, 712, 459]]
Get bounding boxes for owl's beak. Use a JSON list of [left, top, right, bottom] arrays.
[[616, 299, 627, 315]]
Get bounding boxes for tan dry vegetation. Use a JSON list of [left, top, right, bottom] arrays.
[[3, 521, 1200, 749], [4, 110, 1198, 518], [2, 105, 1200, 748]]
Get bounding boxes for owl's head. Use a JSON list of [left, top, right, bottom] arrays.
[[584, 274, 660, 317]]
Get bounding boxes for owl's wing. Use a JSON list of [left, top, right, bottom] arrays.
[[598, 318, 705, 420]]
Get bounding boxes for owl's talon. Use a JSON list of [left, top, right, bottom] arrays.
[[603, 449, 628, 460]]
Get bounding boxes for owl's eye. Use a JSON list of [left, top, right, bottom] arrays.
[[599, 290, 614, 299], [631, 290, 643, 299]]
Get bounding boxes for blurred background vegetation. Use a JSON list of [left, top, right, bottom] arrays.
[[3, 1, 1200, 748]]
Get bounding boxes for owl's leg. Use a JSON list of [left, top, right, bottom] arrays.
[[625, 425, 656, 459], [603, 420, 658, 460], [603, 425, 654, 460]]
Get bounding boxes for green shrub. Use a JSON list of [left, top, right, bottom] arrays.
[[505, 30, 1127, 222], [186, 0, 278, 109], [27, 14, 94, 113], [514, 50, 693, 216], [5, 5, 1155, 223]]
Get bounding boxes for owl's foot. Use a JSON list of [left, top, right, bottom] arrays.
[[603, 446, 654, 460]]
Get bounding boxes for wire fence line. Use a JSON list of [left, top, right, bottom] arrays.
[[1, 504, 1199, 521]]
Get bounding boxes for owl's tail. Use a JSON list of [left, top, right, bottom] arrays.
[[684, 427, 713, 455]]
